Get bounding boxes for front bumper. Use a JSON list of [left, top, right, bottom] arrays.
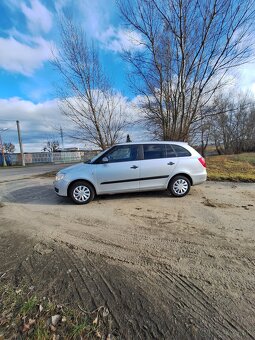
[[53, 179, 69, 197]]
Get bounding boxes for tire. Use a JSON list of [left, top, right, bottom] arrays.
[[69, 181, 95, 204], [168, 175, 191, 197]]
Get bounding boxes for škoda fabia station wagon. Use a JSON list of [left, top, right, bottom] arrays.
[[54, 142, 207, 204]]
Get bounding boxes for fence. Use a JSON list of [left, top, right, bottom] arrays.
[[0, 150, 99, 166]]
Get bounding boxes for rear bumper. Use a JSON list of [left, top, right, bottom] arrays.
[[192, 173, 207, 185]]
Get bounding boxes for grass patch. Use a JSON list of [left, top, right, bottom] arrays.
[[0, 284, 115, 339], [20, 296, 39, 316], [206, 153, 255, 182]]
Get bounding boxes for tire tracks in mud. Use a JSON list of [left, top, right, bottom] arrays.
[[56, 246, 169, 339], [0, 232, 194, 339], [1, 180, 255, 339], [155, 267, 255, 340], [49, 243, 255, 340], [60, 238, 255, 340], [1, 226, 255, 340]]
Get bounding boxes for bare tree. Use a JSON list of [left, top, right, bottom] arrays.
[[189, 114, 212, 157], [3, 142, 15, 154], [210, 92, 255, 154], [43, 140, 60, 152], [52, 17, 128, 150], [118, 0, 255, 141]]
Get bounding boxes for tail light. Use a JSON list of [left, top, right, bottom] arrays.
[[198, 157, 206, 168]]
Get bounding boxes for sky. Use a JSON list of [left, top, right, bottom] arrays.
[[0, 0, 143, 151], [0, 0, 255, 152]]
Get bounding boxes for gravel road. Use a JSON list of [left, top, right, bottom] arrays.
[[0, 174, 254, 339], [0, 163, 70, 182]]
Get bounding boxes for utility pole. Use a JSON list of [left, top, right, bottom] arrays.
[[16, 120, 25, 166], [0, 130, 7, 167], [60, 126, 64, 150]]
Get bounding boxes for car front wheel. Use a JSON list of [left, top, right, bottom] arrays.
[[69, 181, 95, 204], [168, 175, 191, 197]]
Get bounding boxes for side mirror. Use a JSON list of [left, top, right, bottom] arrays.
[[102, 157, 109, 163]]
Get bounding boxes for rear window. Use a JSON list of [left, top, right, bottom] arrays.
[[166, 144, 176, 158], [143, 144, 165, 159], [172, 144, 191, 157]]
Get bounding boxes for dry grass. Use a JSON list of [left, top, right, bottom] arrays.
[[0, 284, 114, 339], [206, 153, 255, 182]]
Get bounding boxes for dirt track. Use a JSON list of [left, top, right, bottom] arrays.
[[0, 176, 255, 339]]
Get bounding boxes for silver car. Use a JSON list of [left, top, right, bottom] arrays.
[[54, 142, 207, 204]]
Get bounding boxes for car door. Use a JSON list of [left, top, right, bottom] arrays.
[[139, 144, 179, 190], [95, 144, 141, 194]]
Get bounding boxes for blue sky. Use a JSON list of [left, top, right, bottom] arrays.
[[0, 0, 133, 101], [0, 0, 142, 151], [0, 0, 255, 151]]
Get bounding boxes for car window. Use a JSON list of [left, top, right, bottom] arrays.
[[166, 144, 176, 158], [172, 144, 191, 157], [106, 145, 138, 163], [86, 149, 108, 163], [143, 144, 166, 159]]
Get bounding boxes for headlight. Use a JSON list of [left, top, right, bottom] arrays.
[[55, 173, 65, 181]]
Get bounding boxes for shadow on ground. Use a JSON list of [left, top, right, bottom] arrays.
[[4, 184, 173, 205]]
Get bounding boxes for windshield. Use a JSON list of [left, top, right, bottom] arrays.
[[84, 148, 110, 164]]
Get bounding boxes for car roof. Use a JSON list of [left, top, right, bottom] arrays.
[[116, 141, 189, 146]]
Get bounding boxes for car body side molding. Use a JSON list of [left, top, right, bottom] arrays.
[[101, 175, 169, 185]]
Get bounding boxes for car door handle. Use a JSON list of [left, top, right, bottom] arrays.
[[130, 165, 138, 169], [167, 162, 175, 165]]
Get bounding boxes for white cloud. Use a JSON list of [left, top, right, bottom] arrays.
[[0, 97, 62, 132], [0, 0, 55, 76], [54, 0, 73, 13], [211, 61, 255, 97], [233, 62, 255, 95], [97, 27, 144, 53], [21, 0, 53, 34], [0, 95, 144, 151], [56, 0, 143, 53], [0, 36, 53, 76], [0, 97, 68, 151]]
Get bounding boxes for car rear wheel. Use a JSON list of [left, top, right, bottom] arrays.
[[168, 175, 191, 197], [69, 181, 95, 204]]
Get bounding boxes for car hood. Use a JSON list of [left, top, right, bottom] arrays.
[[59, 163, 91, 174]]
